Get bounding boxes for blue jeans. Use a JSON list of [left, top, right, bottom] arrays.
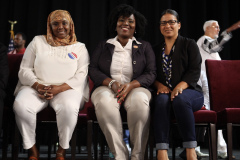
[[153, 89, 203, 150]]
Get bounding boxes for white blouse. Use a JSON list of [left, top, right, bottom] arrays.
[[107, 36, 141, 84], [197, 71, 210, 110], [16, 35, 90, 101]]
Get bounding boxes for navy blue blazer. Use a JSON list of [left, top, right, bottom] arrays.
[[153, 35, 202, 92], [89, 39, 156, 92]]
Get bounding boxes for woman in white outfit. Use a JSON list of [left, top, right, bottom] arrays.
[[13, 10, 89, 160]]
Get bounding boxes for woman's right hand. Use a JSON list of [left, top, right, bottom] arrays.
[[32, 82, 52, 99], [102, 78, 121, 94], [154, 81, 171, 95], [111, 81, 121, 94], [37, 86, 53, 100]]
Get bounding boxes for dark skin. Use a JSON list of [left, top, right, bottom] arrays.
[[29, 16, 71, 160], [13, 34, 26, 50], [102, 14, 140, 104]]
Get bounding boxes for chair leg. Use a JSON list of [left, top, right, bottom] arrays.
[[149, 132, 154, 160], [2, 122, 9, 160], [48, 126, 55, 160], [209, 123, 217, 160], [100, 130, 104, 160], [144, 139, 148, 160], [93, 122, 99, 160], [87, 120, 93, 160], [170, 125, 176, 160], [172, 142, 175, 160], [12, 123, 20, 160], [48, 132, 52, 160], [227, 123, 233, 160], [208, 126, 212, 159], [71, 128, 77, 160]]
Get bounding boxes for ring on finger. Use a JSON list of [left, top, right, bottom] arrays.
[[44, 91, 47, 97]]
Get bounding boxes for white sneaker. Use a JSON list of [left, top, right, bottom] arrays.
[[196, 150, 209, 157], [218, 152, 236, 159], [126, 143, 131, 153], [218, 152, 227, 159]]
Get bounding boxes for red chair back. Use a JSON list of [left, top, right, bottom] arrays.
[[5, 54, 23, 107], [206, 59, 240, 112]]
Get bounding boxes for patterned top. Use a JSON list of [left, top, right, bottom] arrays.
[[162, 45, 175, 89]]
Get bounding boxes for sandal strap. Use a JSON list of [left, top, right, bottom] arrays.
[[29, 156, 38, 160]]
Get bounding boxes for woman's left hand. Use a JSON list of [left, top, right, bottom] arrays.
[[116, 83, 133, 105], [171, 81, 189, 101], [43, 85, 62, 99], [38, 86, 53, 100], [171, 88, 183, 101]]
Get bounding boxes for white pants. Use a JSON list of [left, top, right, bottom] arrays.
[[91, 86, 151, 160], [13, 86, 84, 149], [217, 130, 227, 154]]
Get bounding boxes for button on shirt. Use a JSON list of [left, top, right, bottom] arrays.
[[107, 36, 141, 84]]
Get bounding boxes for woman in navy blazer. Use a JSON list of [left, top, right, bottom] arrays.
[[152, 9, 203, 160], [89, 4, 156, 160]]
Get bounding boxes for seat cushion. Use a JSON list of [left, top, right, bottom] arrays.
[[217, 108, 240, 124], [87, 105, 97, 121], [194, 110, 217, 123], [37, 106, 56, 121], [78, 113, 88, 125]]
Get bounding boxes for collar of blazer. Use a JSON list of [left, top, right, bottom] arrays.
[[105, 39, 141, 56]]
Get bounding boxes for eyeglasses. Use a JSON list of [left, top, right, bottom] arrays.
[[211, 26, 220, 30], [160, 20, 178, 26]]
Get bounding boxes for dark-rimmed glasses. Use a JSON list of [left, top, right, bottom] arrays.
[[160, 20, 178, 26]]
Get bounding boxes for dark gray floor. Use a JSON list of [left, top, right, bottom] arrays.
[[1, 145, 240, 160]]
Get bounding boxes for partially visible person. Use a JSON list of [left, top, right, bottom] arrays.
[[153, 9, 203, 160], [197, 71, 233, 159], [13, 10, 89, 160], [8, 32, 26, 54], [89, 4, 156, 160], [197, 20, 240, 159], [197, 20, 240, 72], [0, 42, 9, 134]]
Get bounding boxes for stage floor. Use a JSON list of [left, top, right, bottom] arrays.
[[1, 145, 240, 160]]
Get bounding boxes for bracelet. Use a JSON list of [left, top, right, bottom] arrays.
[[108, 80, 116, 89], [36, 83, 40, 90]]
